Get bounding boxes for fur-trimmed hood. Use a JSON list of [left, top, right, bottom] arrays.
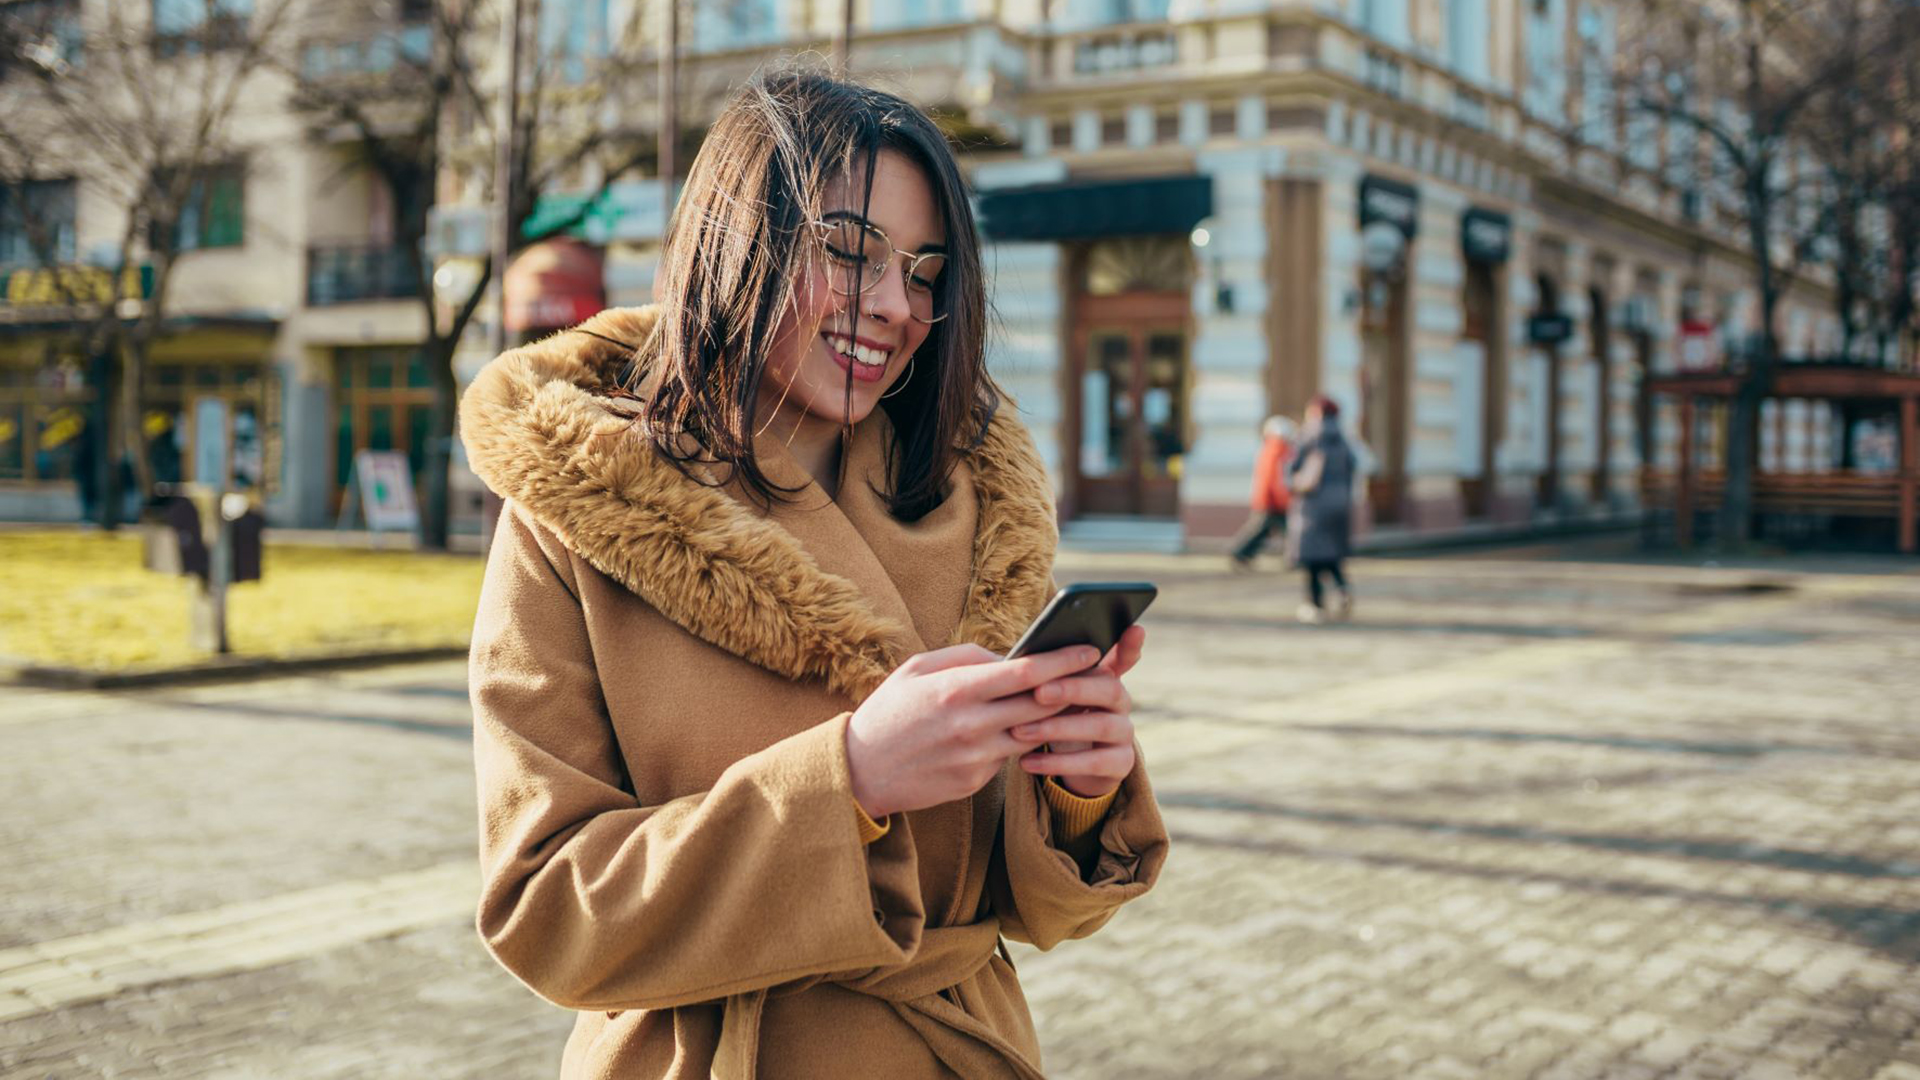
[[459, 306, 1059, 700]]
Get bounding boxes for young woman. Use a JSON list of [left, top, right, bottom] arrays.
[[460, 70, 1168, 1079]]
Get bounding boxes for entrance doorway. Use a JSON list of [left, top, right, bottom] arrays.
[[1359, 270, 1410, 524], [1536, 273, 1564, 511], [1068, 237, 1192, 518], [1589, 284, 1612, 504], [332, 346, 433, 515], [1462, 259, 1501, 518]]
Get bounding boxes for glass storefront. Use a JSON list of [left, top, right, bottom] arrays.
[[0, 353, 90, 485], [0, 346, 274, 499]]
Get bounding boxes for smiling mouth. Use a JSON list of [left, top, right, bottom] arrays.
[[823, 333, 893, 381]]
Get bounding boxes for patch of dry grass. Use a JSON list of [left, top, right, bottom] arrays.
[[0, 531, 483, 672]]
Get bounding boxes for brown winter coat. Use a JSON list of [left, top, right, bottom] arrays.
[[460, 306, 1169, 1079]]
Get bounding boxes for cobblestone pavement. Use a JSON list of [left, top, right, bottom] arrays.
[[3, 544, 1919, 1078]]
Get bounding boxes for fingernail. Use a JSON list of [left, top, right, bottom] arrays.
[[1036, 684, 1059, 704]]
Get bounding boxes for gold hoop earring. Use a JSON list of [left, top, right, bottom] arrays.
[[879, 353, 916, 399]]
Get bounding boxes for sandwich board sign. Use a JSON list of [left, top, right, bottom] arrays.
[[338, 449, 420, 535]]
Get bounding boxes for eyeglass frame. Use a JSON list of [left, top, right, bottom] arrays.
[[808, 216, 950, 325]]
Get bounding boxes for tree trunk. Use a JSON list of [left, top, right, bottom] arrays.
[[420, 335, 458, 550], [89, 342, 120, 530]]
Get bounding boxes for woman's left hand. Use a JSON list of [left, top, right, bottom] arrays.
[[1010, 625, 1146, 798]]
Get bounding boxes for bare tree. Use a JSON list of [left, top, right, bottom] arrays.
[[0, 0, 294, 528], [1617, 0, 1918, 546], [285, 0, 654, 549]]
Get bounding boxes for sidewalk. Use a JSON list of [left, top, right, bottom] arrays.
[[3, 548, 1916, 1077]]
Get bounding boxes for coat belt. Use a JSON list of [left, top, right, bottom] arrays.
[[711, 918, 1046, 1079]]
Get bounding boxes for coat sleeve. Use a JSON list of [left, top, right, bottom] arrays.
[[987, 748, 1170, 950], [470, 504, 927, 1012]]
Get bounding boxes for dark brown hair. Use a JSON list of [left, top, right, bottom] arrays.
[[633, 67, 993, 520]]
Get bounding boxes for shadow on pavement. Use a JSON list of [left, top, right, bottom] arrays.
[[1149, 612, 1595, 639], [1157, 791, 1920, 882], [1166, 828, 1920, 953], [1290, 721, 1856, 760], [164, 698, 473, 740]]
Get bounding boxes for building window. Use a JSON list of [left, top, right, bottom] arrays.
[[539, 0, 609, 80], [0, 178, 77, 268], [1525, 0, 1567, 124], [152, 0, 251, 56], [1447, 0, 1489, 82], [693, 0, 780, 50], [871, 0, 964, 29], [1577, 4, 1616, 149], [1359, 0, 1409, 49], [1155, 111, 1179, 143], [1064, 0, 1169, 25], [155, 163, 246, 252]]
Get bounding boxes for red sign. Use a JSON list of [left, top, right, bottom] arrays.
[[1678, 318, 1720, 371], [504, 237, 606, 334]]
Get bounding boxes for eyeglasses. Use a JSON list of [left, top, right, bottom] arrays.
[[811, 217, 949, 325]]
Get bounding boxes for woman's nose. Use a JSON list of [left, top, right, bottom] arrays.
[[862, 261, 913, 324]]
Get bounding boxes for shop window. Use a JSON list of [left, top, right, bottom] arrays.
[[0, 399, 25, 479], [0, 358, 88, 484], [144, 358, 270, 490]]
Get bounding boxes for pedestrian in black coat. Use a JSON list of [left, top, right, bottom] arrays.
[[1286, 395, 1356, 623]]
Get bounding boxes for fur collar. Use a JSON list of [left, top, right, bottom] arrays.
[[459, 306, 1058, 700]]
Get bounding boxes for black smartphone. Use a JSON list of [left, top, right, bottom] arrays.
[[1004, 582, 1158, 663]]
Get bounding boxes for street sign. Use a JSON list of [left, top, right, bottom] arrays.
[[355, 449, 420, 533]]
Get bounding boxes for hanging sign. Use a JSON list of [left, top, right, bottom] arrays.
[[1461, 208, 1512, 265], [1358, 175, 1419, 239], [1528, 313, 1574, 345]]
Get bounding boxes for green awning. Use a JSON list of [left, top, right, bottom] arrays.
[[977, 175, 1213, 241]]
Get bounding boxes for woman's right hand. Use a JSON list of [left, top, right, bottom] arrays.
[[845, 643, 1127, 819]]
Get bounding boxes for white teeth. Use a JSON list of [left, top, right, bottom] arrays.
[[829, 335, 890, 368]]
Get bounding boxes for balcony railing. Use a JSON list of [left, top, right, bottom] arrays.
[[306, 244, 421, 306]]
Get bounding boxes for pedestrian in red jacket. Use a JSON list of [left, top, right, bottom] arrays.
[[1229, 415, 1299, 571]]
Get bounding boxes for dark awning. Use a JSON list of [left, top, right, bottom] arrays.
[[977, 175, 1213, 241]]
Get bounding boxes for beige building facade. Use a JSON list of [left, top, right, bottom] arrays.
[[4, 0, 1851, 545]]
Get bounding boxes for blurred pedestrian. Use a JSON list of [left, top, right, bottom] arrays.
[[1228, 414, 1298, 571], [1287, 394, 1357, 624], [460, 69, 1167, 1080]]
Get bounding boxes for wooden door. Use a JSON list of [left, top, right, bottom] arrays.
[[1071, 292, 1189, 517]]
